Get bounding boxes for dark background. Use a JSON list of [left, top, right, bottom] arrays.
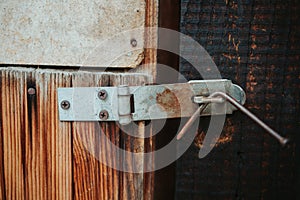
[[175, 0, 299, 199]]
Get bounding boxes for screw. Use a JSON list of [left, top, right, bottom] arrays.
[[28, 87, 36, 95], [99, 110, 109, 120], [98, 90, 107, 100], [61, 100, 70, 110], [130, 39, 137, 47]]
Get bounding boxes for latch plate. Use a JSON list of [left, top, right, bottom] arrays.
[[58, 87, 119, 121], [57, 79, 246, 124]]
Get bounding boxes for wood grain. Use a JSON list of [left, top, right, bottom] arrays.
[[112, 74, 149, 200], [141, 1, 158, 199], [34, 69, 72, 200], [72, 71, 152, 200], [0, 70, 5, 199], [0, 1, 158, 199], [0, 67, 156, 199], [0, 68, 73, 199]]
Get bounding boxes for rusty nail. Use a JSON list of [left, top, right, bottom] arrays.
[[99, 110, 109, 120], [98, 90, 107, 100], [27, 87, 36, 95], [130, 39, 137, 47], [61, 100, 70, 110]]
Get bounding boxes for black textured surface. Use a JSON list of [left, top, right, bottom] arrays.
[[177, 0, 300, 199]]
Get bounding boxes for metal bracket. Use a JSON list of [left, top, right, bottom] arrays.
[[57, 79, 246, 125]]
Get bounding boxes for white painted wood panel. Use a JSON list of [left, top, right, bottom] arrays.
[[0, 0, 145, 68]]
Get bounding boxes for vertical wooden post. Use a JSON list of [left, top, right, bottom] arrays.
[[153, 0, 181, 199]]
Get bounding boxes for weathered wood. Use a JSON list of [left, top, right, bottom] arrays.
[[113, 74, 150, 200], [0, 68, 73, 199], [177, 0, 299, 199], [71, 72, 108, 200], [0, 104, 5, 199], [153, 0, 181, 199], [0, 1, 158, 199], [70, 71, 153, 200], [0, 67, 155, 199], [140, 1, 158, 199]]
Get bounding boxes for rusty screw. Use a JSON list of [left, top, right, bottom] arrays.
[[61, 100, 70, 110], [98, 90, 107, 100], [130, 39, 137, 47], [99, 110, 109, 120]]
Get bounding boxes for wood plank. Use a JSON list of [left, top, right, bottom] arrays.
[[34, 69, 73, 200], [72, 71, 153, 200], [1, 68, 30, 200], [153, 0, 181, 199], [0, 70, 157, 199], [0, 67, 72, 199], [72, 73, 109, 199], [112, 74, 149, 200], [0, 70, 6, 199], [141, 1, 158, 199]]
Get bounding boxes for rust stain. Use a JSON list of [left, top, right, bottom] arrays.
[[194, 131, 233, 148], [246, 71, 257, 92], [156, 89, 180, 116], [194, 120, 235, 148], [222, 53, 234, 60], [232, 37, 240, 52], [251, 43, 257, 50]]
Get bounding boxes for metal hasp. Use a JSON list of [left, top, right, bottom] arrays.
[[57, 79, 245, 125], [58, 79, 289, 146]]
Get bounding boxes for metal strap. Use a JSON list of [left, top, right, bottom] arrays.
[[57, 79, 246, 124]]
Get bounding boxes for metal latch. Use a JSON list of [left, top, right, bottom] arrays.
[[57, 79, 288, 146], [58, 79, 244, 123]]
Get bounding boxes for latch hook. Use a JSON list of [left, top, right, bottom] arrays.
[[177, 92, 289, 146]]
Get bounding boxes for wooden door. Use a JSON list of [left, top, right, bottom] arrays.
[[0, 0, 160, 199], [0, 68, 155, 199]]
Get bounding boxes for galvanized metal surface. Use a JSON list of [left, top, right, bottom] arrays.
[[0, 0, 145, 67], [58, 79, 246, 124], [58, 87, 119, 121]]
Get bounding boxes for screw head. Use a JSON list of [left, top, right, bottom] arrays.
[[28, 87, 36, 95], [98, 90, 107, 100], [61, 100, 70, 110], [99, 110, 109, 120], [130, 39, 137, 47]]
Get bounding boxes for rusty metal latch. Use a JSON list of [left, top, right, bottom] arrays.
[[57, 79, 245, 124], [57, 79, 289, 146]]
